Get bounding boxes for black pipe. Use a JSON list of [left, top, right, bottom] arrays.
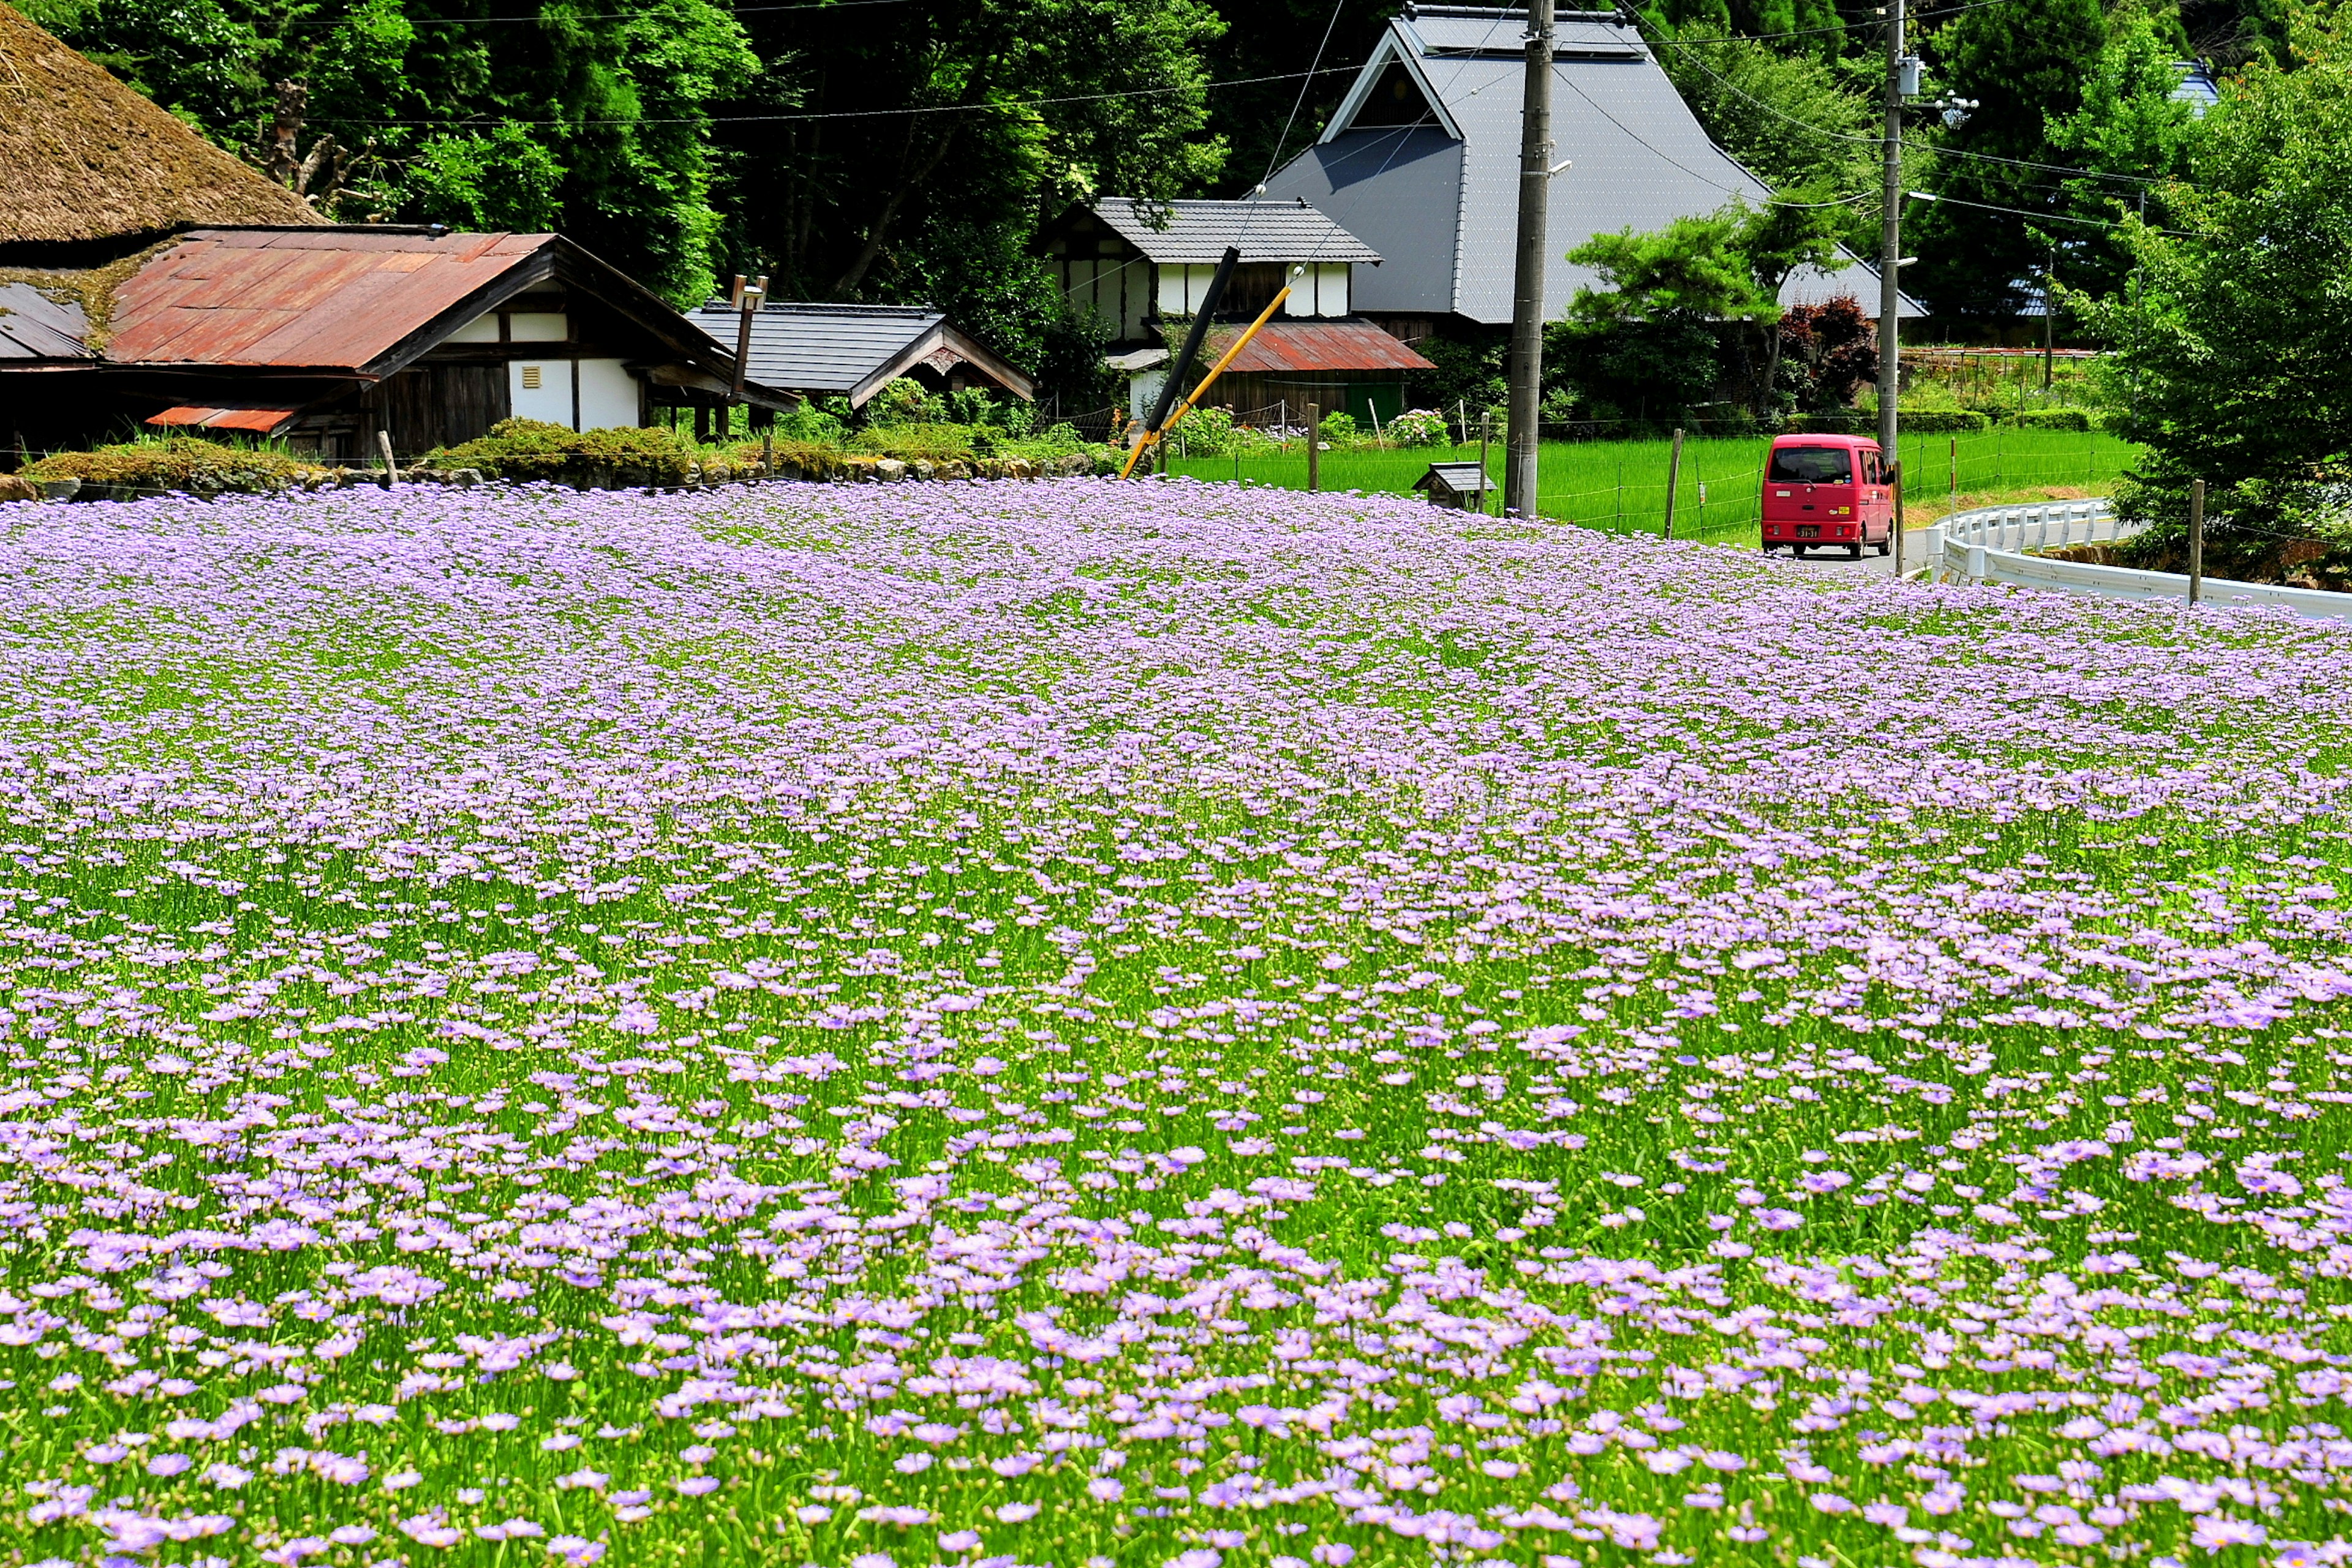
[[1146, 244, 1240, 436]]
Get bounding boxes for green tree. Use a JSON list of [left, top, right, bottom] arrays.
[[1910, 0, 2108, 319], [1555, 207, 1779, 424], [728, 0, 1227, 302], [2079, 8, 2352, 580], [2043, 1, 2205, 301], [24, 0, 756, 304], [1737, 192, 1849, 415]]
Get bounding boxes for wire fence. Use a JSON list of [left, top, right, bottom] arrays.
[[1165, 425, 2146, 543]]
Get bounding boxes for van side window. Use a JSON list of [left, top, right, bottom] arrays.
[[1768, 446, 1853, 484], [1861, 452, 1881, 484]]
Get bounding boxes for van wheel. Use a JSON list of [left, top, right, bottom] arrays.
[[1876, 536, 1892, 557], [1848, 541, 1863, 559]]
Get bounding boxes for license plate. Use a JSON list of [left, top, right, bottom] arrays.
[[1797, 525, 1820, 539]]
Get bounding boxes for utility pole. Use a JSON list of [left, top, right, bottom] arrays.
[[1506, 0, 1556, 518], [1877, 0, 1906, 539]]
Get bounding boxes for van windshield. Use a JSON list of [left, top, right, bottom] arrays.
[[1770, 446, 1854, 484]]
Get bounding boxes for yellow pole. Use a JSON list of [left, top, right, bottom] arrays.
[[1120, 287, 1292, 480]]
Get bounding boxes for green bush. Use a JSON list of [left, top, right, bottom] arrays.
[[1896, 409, 1992, 433], [426, 419, 696, 486], [867, 378, 948, 426], [2003, 407, 2092, 432], [849, 423, 978, 462], [772, 404, 848, 446], [1319, 410, 1360, 447], [26, 435, 326, 494]]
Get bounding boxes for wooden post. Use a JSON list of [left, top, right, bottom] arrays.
[[761, 429, 774, 477], [2188, 478, 2206, 606], [375, 429, 399, 487], [1305, 402, 1319, 493], [1477, 410, 1493, 517], [1661, 426, 1685, 540], [1891, 459, 1905, 575]]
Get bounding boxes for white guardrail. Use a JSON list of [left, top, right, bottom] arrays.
[[1921, 499, 2352, 622]]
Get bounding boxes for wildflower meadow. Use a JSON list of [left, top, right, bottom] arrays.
[[3, 477, 2352, 1568]]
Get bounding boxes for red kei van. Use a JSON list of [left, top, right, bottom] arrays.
[[1760, 433, 1894, 558]]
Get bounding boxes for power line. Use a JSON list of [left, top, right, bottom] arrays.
[[284, 0, 911, 24], [320, 62, 1360, 127], [1646, 20, 2180, 187], [1656, 0, 2012, 47], [1909, 189, 2189, 235]]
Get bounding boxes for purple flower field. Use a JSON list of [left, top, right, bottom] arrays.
[[2, 477, 2351, 1568]]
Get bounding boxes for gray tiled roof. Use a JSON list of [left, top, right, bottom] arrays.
[[1087, 198, 1382, 266], [688, 301, 941, 393], [1267, 5, 1917, 323], [0, 281, 93, 360]]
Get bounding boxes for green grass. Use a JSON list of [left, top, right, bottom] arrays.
[[1168, 428, 2145, 545]]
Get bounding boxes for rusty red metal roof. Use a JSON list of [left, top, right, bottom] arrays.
[[1208, 320, 1433, 375], [147, 405, 301, 434], [107, 228, 551, 371]]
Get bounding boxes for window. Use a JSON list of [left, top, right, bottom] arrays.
[[1768, 445, 1853, 484]]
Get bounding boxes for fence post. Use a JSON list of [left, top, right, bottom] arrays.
[[2188, 478, 2205, 606], [1892, 460, 1905, 576], [376, 429, 399, 488], [1306, 402, 1319, 493], [1477, 411, 1493, 517], [1661, 427, 1685, 540], [1949, 432, 1957, 514]]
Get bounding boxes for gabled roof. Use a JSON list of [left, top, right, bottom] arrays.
[[0, 1, 315, 252], [1267, 3, 1918, 324], [689, 302, 1033, 406], [1076, 199, 1381, 266], [108, 228, 552, 369], [1204, 320, 1435, 376], [1, 227, 747, 390]]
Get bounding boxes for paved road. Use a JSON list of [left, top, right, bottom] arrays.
[[1765, 527, 1940, 581]]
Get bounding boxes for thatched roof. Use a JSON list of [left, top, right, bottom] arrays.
[[0, 1, 315, 252]]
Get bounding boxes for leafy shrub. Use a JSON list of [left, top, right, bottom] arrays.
[[26, 435, 325, 494], [867, 379, 948, 426], [849, 423, 978, 462], [1170, 405, 1240, 457], [1385, 408, 1451, 447], [2003, 407, 2092, 431], [426, 419, 696, 485], [1896, 409, 1991, 433], [1318, 410, 1360, 447], [772, 404, 848, 447]]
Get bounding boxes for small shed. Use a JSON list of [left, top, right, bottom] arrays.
[[1414, 460, 1493, 511], [687, 302, 1032, 409], [1197, 320, 1435, 429]]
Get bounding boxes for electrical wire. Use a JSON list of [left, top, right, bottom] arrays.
[[1654, 0, 2014, 48], [1642, 17, 2183, 187], [283, 0, 912, 24], [322, 62, 1361, 126], [1909, 189, 2189, 235]]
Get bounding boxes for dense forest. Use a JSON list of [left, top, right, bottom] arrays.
[[23, 0, 2293, 392]]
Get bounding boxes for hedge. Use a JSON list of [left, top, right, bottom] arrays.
[[2000, 408, 2093, 432]]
